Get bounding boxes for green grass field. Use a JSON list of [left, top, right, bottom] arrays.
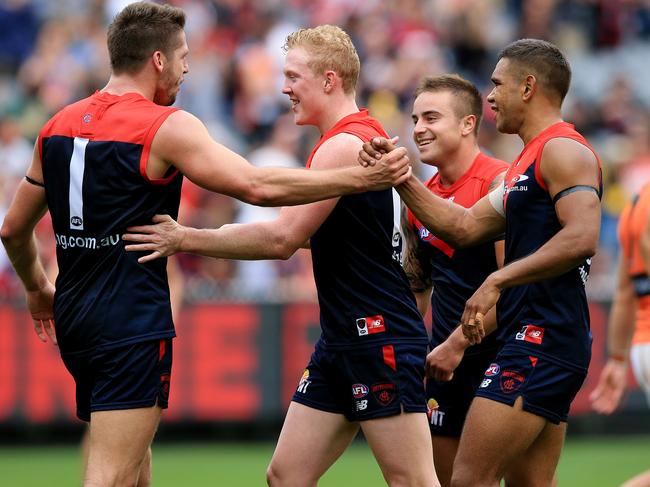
[[1, 436, 648, 486]]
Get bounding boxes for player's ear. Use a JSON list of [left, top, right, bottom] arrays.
[[522, 74, 536, 101], [152, 50, 165, 74], [461, 114, 477, 136], [323, 71, 336, 93]]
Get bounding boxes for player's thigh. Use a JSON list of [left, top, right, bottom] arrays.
[[361, 412, 437, 486], [503, 420, 566, 487], [268, 401, 359, 484], [431, 435, 459, 487], [87, 405, 162, 474], [453, 396, 548, 483]]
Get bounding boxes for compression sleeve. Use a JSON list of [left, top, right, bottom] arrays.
[[488, 184, 505, 217]]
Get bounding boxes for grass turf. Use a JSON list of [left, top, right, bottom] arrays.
[[0, 436, 648, 486]]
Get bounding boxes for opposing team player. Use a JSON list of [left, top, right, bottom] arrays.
[[0, 4, 411, 486], [360, 39, 601, 486], [123, 25, 437, 487], [401, 74, 507, 486], [590, 183, 650, 487]]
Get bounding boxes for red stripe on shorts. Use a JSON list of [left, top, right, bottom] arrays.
[[382, 345, 397, 371]]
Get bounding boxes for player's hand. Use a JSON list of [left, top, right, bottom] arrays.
[[425, 339, 464, 381], [461, 276, 501, 345], [123, 214, 187, 263], [26, 281, 57, 345], [589, 358, 628, 415], [358, 136, 399, 167], [362, 146, 412, 191]]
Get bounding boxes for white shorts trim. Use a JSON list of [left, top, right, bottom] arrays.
[[631, 343, 650, 406]]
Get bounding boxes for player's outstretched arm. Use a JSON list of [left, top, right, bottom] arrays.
[[359, 138, 506, 247], [590, 255, 636, 414], [125, 134, 361, 263], [460, 138, 601, 332], [0, 142, 56, 344], [150, 111, 411, 207]]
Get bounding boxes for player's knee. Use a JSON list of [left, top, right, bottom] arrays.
[[450, 468, 483, 487], [383, 468, 439, 487], [265, 462, 283, 486], [135, 448, 152, 487]]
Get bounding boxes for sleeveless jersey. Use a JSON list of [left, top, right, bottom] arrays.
[[497, 122, 601, 370], [39, 91, 182, 354], [307, 109, 428, 350], [407, 153, 508, 354], [618, 184, 650, 345]]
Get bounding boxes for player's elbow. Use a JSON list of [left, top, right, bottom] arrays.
[[0, 218, 25, 249], [268, 233, 300, 260], [571, 234, 598, 261], [240, 183, 276, 207]]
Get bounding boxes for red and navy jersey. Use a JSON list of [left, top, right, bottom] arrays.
[[407, 153, 508, 354], [308, 109, 428, 350], [497, 122, 601, 371], [39, 91, 181, 354]]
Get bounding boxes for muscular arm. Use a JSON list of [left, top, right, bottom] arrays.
[[489, 138, 600, 290], [0, 143, 56, 343], [148, 112, 410, 207], [360, 139, 506, 247], [461, 137, 601, 331], [124, 134, 362, 262], [1, 144, 49, 291]]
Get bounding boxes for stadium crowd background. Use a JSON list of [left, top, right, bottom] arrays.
[[1, 0, 649, 305]]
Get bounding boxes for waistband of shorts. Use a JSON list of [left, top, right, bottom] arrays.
[[499, 343, 589, 374], [318, 336, 429, 352], [60, 331, 176, 357]]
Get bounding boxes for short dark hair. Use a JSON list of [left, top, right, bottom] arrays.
[[415, 74, 483, 134], [107, 1, 186, 74], [498, 39, 571, 102]]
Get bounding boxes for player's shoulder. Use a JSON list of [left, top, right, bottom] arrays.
[[541, 136, 598, 172], [311, 132, 363, 169]]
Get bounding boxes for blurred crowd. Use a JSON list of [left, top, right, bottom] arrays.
[[1, 0, 649, 303]]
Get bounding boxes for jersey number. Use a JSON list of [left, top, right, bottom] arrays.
[[69, 137, 89, 230]]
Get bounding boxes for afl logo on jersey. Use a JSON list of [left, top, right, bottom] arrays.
[[82, 113, 92, 124], [419, 226, 435, 242], [70, 216, 83, 227]]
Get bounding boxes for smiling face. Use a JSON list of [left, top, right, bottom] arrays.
[[154, 30, 189, 106], [487, 58, 526, 135], [412, 90, 472, 166], [282, 47, 327, 126]]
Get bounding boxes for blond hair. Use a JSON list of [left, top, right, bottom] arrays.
[[283, 25, 360, 94]]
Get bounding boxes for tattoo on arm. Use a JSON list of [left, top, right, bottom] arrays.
[[401, 205, 432, 292]]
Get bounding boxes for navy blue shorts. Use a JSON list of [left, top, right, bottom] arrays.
[[426, 346, 498, 436], [292, 340, 428, 421], [61, 338, 173, 422], [474, 346, 587, 424]]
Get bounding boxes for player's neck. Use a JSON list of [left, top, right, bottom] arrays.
[[519, 107, 564, 145], [101, 73, 154, 101], [316, 97, 359, 134], [437, 144, 480, 187]]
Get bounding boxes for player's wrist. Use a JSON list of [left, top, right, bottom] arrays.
[[608, 352, 629, 364], [450, 326, 471, 351]]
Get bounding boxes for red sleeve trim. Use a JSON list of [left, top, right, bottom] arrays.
[[534, 147, 548, 192], [140, 108, 180, 185]]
